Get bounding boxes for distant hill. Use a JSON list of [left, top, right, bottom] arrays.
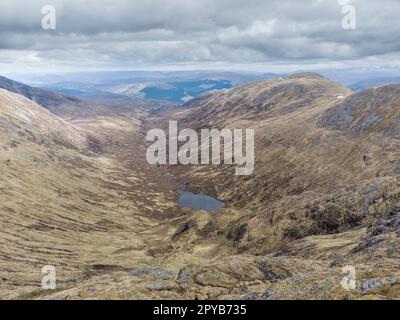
[[107, 79, 234, 102]]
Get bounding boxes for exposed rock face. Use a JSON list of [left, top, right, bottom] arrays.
[[321, 84, 400, 137]]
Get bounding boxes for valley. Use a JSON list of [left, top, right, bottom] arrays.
[[0, 74, 400, 300]]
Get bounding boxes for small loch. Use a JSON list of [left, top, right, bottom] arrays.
[[178, 190, 224, 212]]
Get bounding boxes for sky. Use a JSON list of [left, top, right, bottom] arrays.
[[0, 0, 399, 74]]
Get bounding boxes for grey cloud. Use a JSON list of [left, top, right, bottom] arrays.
[[0, 0, 399, 72]]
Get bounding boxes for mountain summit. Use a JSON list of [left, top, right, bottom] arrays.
[[183, 73, 352, 127]]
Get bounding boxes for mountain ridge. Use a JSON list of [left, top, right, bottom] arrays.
[[0, 75, 80, 113], [0, 88, 87, 150], [182, 73, 352, 128]]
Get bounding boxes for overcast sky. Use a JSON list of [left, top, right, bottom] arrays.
[[0, 0, 399, 73]]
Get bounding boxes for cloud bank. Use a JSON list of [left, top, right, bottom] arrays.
[[0, 0, 399, 72]]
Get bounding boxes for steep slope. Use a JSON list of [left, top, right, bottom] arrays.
[[0, 89, 86, 149], [0, 76, 80, 115], [0, 89, 178, 299], [107, 79, 233, 102], [322, 84, 400, 137]]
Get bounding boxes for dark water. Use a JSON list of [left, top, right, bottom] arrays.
[[178, 190, 224, 212]]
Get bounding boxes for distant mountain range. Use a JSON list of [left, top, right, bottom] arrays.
[[317, 67, 400, 91], [5, 71, 278, 103], [7, 68, 400, 104]]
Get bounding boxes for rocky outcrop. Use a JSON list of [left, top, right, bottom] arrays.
[[321, 84, 400, 137]]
